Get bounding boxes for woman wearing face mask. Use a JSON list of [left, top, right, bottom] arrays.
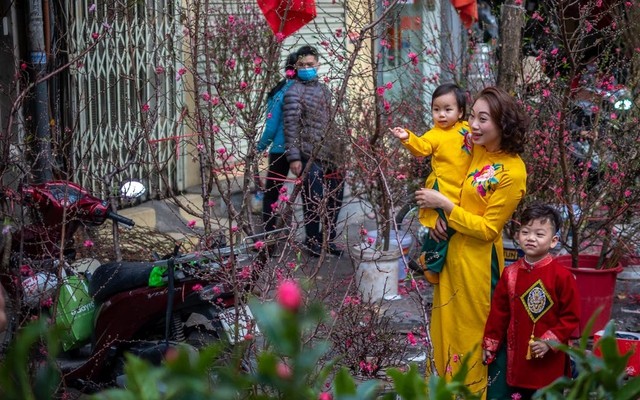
[[415, 86, 529, 399], [282, 45, 346, 257], [257, 52, 298, 236]]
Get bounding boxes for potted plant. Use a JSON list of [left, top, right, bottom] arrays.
[[341, 54, 432, 300], [518, 0, 640, 334]]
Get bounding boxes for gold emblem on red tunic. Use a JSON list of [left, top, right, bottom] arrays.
[[520, 279, 554, 323]]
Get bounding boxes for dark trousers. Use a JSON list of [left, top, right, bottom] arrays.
[[262, 152, 290, 233], [300, 160, 344, 244]]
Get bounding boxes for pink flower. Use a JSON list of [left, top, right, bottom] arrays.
[[20, 63, 27, 70], [236, 102, 245, 110], [359, 227, 368, 236], [335, 28, 343, 37], [225, 58, 236, 69], [275, 32, 285, 42], [240, 81, 248, 89], [376, 87, 385, 96], [277, 280, 302, 311], [201, 92, 211, 102], [383, 100, 390, 111], [155, 66, 164, 74], [254, 66, 262, 75], [178, 67, 187, 76], [254, 240, 265, 250], [84, 240, 94, 248], [141, 103, 150, 112], [511, 393, 522, 400], [187, 220, 197, 228], [91, 32, 99, 40], [407, 332, 417, 345], [279, 186, 288, 194], [239, 266, 252, 280], [408, 52, 419, 66], [452, 354, 461, 363], [287, 261, 297, 270], [385, 82, 393, 90], [216, 147, 226, 155], [192, 284, 203, 291], [318, 393, 333, 400], [396, 174, 406, 180], [231, 226, 239, 233], [276, 362, 292, 379], [41, 297, 53, 307], [366, 237, 375, 245], [20, 265, 33, 276], [625, 189, 632, 197]]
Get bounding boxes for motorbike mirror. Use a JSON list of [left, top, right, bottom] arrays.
[[120, 181, 147, 199]]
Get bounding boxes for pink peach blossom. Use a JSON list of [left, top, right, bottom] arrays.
[[277, 280, 302, 311]]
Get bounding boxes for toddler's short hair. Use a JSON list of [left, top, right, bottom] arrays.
[[520, 204, 562, 234]]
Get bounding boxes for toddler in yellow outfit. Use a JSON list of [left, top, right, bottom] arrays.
[[391, 83, 472, 283]]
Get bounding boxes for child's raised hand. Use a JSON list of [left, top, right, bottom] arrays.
[[390, 127, 409, 141]]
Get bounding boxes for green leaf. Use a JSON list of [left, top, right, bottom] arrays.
[[333, 367, 357, 395]]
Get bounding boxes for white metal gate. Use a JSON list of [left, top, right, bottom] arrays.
[[66, 1, 185, 195]]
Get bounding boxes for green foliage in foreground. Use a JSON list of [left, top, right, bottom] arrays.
[[2, 299, 640, 399]]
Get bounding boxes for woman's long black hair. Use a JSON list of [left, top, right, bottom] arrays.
[[267, 52, 298, 99]]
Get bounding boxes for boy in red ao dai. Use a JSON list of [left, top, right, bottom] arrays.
[[482, 204, 580, 398]]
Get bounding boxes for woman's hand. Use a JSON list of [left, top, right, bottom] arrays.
[[390, 127, 409, 141], [415, 188, 453, 211], [290, 161, 302, 177], [429, 217, 449, 242]]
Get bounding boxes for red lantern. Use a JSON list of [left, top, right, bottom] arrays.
[[258, 0, 317, 38]]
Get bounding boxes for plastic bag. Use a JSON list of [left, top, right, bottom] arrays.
[[56, 275, 95, 351]]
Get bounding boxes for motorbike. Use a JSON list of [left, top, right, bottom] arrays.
[[0, 180, 264, 391]]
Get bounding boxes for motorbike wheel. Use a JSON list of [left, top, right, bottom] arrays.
[[395, 203, 428, 275], [187, 327, 259, 374]]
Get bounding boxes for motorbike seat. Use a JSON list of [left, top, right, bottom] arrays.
[[90, 261, 155, 303]]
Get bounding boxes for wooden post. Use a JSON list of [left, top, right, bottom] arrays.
[[497, 1, 525, 92]]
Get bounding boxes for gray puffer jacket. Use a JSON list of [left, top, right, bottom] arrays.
[[282, 78, 338, 164]]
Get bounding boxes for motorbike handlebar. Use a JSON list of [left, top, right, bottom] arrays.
[[107, 210, 135, 227]]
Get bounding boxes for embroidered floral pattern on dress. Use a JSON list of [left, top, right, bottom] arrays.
[[459, 127, 472, 155], [468, 163, 503, 196]]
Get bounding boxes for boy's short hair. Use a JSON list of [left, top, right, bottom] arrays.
[[432, 83, 467, 119], [296, 45, 319, 61], [520, 204, 562, 234]]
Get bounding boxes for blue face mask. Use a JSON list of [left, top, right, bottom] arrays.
[[297, 67, 318, 81]]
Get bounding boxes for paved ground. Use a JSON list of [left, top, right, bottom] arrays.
[[117, 187, 640, 347]]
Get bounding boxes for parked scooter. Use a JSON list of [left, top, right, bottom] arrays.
[[0, 181, 263, 391]]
